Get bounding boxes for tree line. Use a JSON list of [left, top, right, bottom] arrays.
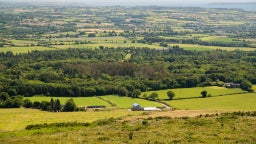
[[0, 92, 77, 111]]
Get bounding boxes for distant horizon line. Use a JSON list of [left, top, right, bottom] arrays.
[[0, 1, 256, 7], [209, 2, 256, 4]]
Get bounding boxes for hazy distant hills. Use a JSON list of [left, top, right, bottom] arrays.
[[0, 0, 255, 11]]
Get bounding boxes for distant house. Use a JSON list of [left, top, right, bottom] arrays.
[[131, 103, 144, 111], [223, 83, 240, 88]]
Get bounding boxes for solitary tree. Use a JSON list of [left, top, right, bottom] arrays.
[[23, 99, 33, 108], [40, 101, 50, 111], [33, 101, 41, 109], [63, 98, 76, 112], [54, 99, 61, 112], [131, 89, 141, 98], [167, 91, 175, 100], [201, 90, 208, 98], [49, 98, 55, 112], [147, 92, 159, 101]]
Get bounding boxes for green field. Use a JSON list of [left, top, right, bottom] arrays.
[[26, 97, 111, 107], [141, 86, 247, 100], [101, 95, 163, 108], [53, 42, 163, 49], [0, 46, 56, 54], [49, 36, 126, 42], [9, 40, 37, 46], [164, 93, 256, 110], [200, 36, 236, 43], [0, 112, 255, 143], [26, 95, 163, 108], [168, 44, 256, 51], [0, 108, 142, 131]]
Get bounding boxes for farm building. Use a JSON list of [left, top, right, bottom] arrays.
[[144, 107, 161, 111], [223, 83, 240, 88], [131, 103, 161, 111], [131, 103, 144, 111]]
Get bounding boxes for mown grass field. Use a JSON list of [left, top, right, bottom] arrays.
[[0, 112, 255, 143], [100, 95, 163, 108], [141, 86, 247, 100], [0, 108, 142, 131], [164, 93, 256, 110], [26, 97, 111, 107]]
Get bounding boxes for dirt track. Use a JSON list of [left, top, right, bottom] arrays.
[[123, 110, 232, 121]]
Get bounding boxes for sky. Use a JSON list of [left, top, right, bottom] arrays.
[[1, 0, 256, 6]]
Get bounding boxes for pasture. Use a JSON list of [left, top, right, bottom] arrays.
[[168, 44, 256, 51], [164, 93, 256, 110], [0, 108, 142, 131], [0, 46, 56, 54], [100, 95, 163, 108], [26, 95, 163, 108], [9, 40, 37, 46], [52, 42, 163, 49], [200, 36, 237, 43], [141, 86, 247, 100]]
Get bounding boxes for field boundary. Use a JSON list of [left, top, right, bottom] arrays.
[[97, 97, 117, 107]]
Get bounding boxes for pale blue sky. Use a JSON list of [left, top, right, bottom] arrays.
[[1, 0, 256, 6]]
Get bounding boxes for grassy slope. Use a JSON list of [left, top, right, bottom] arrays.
[[26, 96, 162, 108], [164, 93, 256, 110], [0, 113, 255, 143], [0, 108, 142, 131], [101, 95, 163, 108], [141, 86, 247, 100]]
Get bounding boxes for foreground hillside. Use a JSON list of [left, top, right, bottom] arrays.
[[0, 112, 255, 144]]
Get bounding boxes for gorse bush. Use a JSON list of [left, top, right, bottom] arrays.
[[26, 122, 90, 130]]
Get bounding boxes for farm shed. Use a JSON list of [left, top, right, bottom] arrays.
[[143, 107, 161, 111], [224, 83, 240, 88], [131, 103, 144, 111]]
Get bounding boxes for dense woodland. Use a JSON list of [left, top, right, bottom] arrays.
[[0, 47, 255, 99]]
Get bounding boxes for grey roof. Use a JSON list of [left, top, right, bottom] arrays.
[[133, 103, 140, 107]]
